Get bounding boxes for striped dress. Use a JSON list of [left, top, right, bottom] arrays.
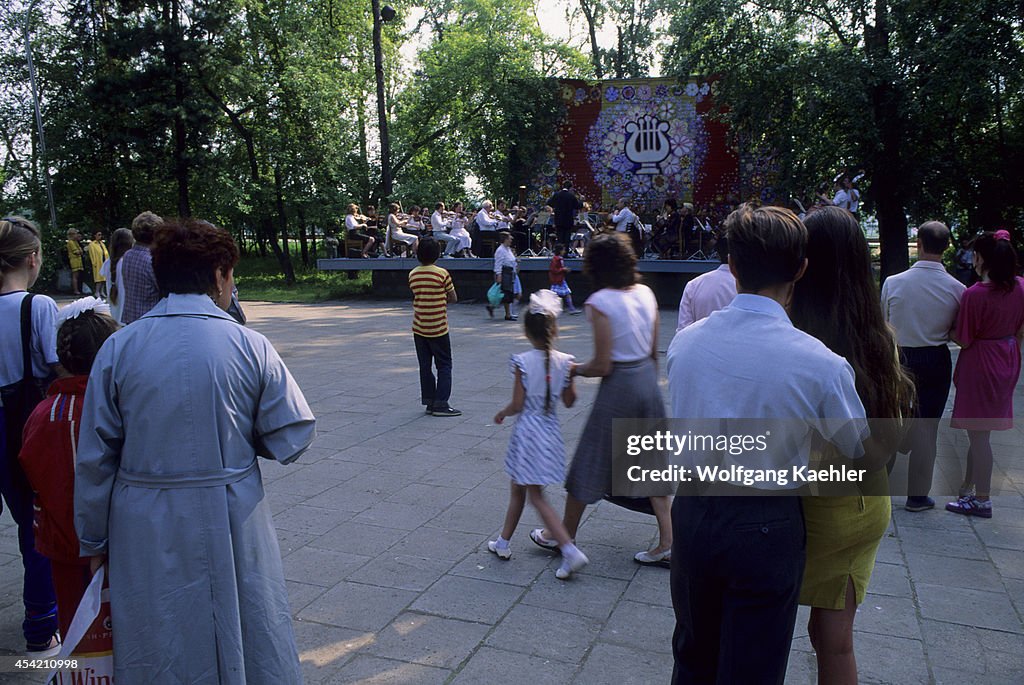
[[505, 349, 574, 485], [409, 264, 454, 337]]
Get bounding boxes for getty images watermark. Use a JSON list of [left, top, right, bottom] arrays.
[[611, 419, 1018, 497]]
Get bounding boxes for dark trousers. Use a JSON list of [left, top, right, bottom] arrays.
[[671, 496, 804, 685], [554, 222, 572, 249], [414, 333, 453, 410], [0, 406, 58, 646], [899, 345, 953, 497]]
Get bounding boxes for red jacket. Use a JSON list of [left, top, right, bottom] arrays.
[[19, 375, 89, 564], [549, 255, 567, 285]]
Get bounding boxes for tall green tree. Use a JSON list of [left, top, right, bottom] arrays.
[[663, 0, 1024, 279]]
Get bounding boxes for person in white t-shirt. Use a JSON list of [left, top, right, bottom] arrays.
[[430, 202, 460, 256], [610, 198, 636, 233], [832, 176, 861, 214]]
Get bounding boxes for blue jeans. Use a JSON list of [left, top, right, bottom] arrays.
[[414, 334, 453, 410], [0, 405, 59, 646]]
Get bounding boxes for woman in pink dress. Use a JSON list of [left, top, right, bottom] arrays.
[[947, 230, 1024, 518]]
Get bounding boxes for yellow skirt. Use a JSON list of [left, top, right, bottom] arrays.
[[800, 493, 891, 609]]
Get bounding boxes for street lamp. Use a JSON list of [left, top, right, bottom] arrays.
[[372, 2, 397, 201]]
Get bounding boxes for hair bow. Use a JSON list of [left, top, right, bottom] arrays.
[[528, 289, 563, 317], [56, 297, 111, 328]]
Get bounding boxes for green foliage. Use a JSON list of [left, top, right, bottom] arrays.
[[234, 255, 372, 302], [662, 0, 1024, 277]]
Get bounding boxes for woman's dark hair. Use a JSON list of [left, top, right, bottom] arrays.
[[584, 232, 638, 290], [57, 310, 119, 375], [498, 231, 512, 245], [523, 311, 558, 414], [151, 219, 240, 296], [791, 206, 913, 419], [972, 231, 1018, 291], [107, 227, 134, 306], [663, 198, 678, 211], [388, 203, 400, 215], [417, 237, 441, 264]]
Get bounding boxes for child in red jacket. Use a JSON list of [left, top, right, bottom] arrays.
[[19, 300, 118, 638], [548, 245, 580, 314]]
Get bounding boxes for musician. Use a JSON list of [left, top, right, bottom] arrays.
[[448, 203, 474, 257], [476, 201, 500, 232], [344, 203, 376, 258], [406, 206, 426, 235], [569, 202, 596, 256], [430, 202, 460, 257], [547, 181, 583, 247], [386, 202, 419, 255], [681, 203, 697, 256], [651, 198, 682, 259]]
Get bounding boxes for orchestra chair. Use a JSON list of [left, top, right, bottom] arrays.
[[344, 238, 364, 258], [477, 232, 498, 258]]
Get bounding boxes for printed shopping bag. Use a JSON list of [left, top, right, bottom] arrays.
[[47, 565, 114, 684]]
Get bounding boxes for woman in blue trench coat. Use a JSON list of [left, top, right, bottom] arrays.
[[75, 219, 315, 684]]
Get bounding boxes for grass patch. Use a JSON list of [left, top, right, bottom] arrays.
[[234, 255, 372, 303]]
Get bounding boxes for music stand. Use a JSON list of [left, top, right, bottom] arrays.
[[687, 216, 711, 260]]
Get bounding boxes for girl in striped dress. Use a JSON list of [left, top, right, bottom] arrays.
[[490, 290, 589, 579]]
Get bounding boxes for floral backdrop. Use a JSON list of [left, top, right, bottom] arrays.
[[528, 78, 756, 219]]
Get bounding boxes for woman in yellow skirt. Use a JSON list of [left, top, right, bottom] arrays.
[[790, 206, 913, 685], [65, 229, 84, 294]]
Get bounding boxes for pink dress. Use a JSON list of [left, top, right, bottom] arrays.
[[950, 277, 1024, 430]]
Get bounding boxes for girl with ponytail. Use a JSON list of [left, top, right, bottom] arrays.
[[947, 229, 1024, 518], [490, 290, 589, 579]]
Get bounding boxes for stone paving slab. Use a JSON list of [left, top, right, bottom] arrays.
[[0, 299, 1021, 685]]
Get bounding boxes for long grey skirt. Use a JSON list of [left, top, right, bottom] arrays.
[[566, 358, 666, 504]]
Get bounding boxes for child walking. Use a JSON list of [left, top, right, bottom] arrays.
[[548, 245, 580, 314], [490, 290, 589, 579], [19, 298, 118, 639]]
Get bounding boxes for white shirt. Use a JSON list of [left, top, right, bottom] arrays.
[[430, 211, 449, 233], [677, 264, 737, 331], [611, 207, 636, 232], [476, 209, 499, 231], [0, 291, 59, 385], [881, 260, 965, 347], [667, 294, 867, 488], [585, 285, 658, 362], [493, 244, 517, 274], [345, 215, 362, 232], [832, 188, 860, 213]]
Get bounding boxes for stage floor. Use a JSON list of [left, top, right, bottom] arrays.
[[317, 256, 719, 274]]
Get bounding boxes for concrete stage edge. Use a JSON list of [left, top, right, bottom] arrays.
[[318, 257, 719, 305]]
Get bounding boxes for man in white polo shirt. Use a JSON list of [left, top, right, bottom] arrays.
[[667, 205, 867, 684], [881, 221, 965, 511]]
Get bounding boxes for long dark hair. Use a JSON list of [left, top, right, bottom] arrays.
[[524, 311, 557, 414], [107, 227, 134, 305], [973, 231, 1019, 292], [791, 206, 912, 419]]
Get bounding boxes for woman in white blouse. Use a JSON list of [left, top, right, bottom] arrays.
[[531, 232, 673, 566], [386, 203, 419, 255], [489, 231, 518, 320]]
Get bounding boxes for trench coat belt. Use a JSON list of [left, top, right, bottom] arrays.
[[116, 460, 258, 488]]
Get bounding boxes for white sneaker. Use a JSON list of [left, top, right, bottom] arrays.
[[488, 539, 512, 560], [555, 546, 589, 580]]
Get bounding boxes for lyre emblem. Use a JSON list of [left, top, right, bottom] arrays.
[[624, 115, 671, 175]]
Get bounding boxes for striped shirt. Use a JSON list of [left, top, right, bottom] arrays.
[[121, 245, 161, 324], [409, 264, 454, 337]]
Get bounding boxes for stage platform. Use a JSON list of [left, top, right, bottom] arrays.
[[318, 256, 719, 303]]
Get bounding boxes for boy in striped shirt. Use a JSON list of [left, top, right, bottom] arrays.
[[409, 237, 461, 416]]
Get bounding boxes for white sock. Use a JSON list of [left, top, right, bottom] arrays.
[[495, 536, 510, 547]]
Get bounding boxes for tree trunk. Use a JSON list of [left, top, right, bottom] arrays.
[[372, 0, 392, 200], [167, 0, 190, 217], [580, 0, 602, 78], [273, 166, 296, 284], [866, 0, 908, 283], [297, 206, 309, 267]]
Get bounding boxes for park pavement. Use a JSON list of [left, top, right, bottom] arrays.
[[0, 298, 1021, 684]]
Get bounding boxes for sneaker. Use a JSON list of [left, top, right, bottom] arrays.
[[555, 547, 589, 580], [487, 539, 512, 560], [26, 633, 61, 658], [568, 308, 582, 315], [432, 406, 462, 417], [424, 406, 433, 415], [945, 495, 992, 519], [529, 528, 560, 552], [634, 547, 672, 567], [904, 496, 935, 512]]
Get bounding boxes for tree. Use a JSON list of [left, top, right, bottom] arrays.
[[663, 0, 1024, 279]]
